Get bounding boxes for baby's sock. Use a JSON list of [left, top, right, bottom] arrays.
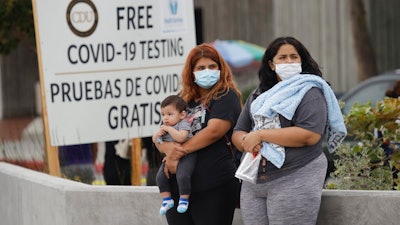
[[159, 197, 174, 215], [177, 197, 189, 213]]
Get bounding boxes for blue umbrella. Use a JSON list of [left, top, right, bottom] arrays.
[[211, 40, 265, 72]]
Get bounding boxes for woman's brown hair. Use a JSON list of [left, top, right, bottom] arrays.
[[179, 43, 242, 106]]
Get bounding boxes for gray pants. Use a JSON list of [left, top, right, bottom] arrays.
[[156, 152, 197, 195], [240, 153, 327, 225]]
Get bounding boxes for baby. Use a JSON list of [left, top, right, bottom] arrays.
[[152, 95, 194, 215]]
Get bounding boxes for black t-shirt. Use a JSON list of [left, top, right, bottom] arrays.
[[170, 89, 241, 192]]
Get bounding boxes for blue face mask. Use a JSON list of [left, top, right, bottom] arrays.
[[193, 69, 221, 89]]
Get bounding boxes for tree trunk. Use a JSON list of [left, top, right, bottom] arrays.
[[349, 0, 378, 81]]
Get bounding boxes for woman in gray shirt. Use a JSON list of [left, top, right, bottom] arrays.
[[232, 36, 346, 225]]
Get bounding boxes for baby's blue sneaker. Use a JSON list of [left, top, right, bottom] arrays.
[[159, 199, 174, 215], [177, 198, 189, 213]]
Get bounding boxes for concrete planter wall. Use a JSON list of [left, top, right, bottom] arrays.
[[1, 162, 399, 225]]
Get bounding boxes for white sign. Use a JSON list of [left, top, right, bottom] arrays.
[[33, 0, 196, 146]]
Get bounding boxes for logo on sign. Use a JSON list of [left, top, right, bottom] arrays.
[[66, 0, 98, 37], [169, 0, 178, 15], [162, 0, 185, 33]]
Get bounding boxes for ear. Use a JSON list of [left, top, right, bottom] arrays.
[[180, 110, 186, 119], [268, 60, 275, 71]]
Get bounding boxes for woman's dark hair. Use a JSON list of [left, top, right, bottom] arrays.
[[161, 95, 187, 112], [257, 37, 323, 94]]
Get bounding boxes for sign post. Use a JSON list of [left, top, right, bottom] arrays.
[[32, 0, 196, 181]]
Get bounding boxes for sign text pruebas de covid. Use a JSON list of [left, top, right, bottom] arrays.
[[33, 0, 196, 146]]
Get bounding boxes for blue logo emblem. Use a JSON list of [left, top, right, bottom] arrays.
[[169, 0, 178, 15]]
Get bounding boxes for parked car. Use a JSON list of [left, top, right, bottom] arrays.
[[340, 69, 400, 115], [325, 69, 400, 179]]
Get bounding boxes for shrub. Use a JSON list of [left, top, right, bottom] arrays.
[[326, 97, 400, 190]]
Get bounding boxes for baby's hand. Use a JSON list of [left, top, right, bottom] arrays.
[[159, 128, 166, 136], [160, 125, 170, 133]]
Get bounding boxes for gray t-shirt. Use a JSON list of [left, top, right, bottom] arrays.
[[234, 87, 327, 182], [160, 119, 192, 143]]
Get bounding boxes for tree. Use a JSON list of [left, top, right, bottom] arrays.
[[0, 0, 36, 54], [349, 0, 378, 80]]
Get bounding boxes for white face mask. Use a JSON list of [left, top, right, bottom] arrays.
[[275, 63, 302, 80]]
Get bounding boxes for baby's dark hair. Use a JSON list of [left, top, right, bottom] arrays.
[[161, 95, 187, 112]]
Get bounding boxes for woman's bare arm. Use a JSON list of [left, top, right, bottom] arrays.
[[182, 118, 231, 154], [232, 130, 248, 152], [241, 126, 321, 154]]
